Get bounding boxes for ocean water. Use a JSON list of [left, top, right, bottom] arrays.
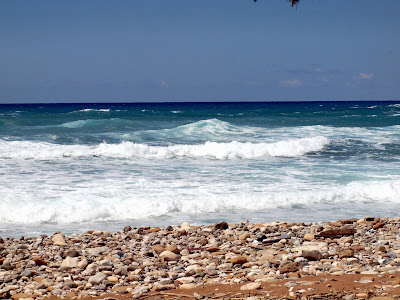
[[0, 101, 399, 237]]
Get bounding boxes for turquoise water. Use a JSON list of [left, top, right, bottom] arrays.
[[0, 101, 399, 236]]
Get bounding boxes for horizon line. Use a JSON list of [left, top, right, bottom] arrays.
[[1, 99, 399, 105]]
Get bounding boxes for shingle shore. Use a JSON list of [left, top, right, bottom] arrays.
[[1, 217, 400, 299]]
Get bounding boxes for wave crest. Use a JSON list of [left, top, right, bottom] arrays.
[[0, 136, 329, 160]]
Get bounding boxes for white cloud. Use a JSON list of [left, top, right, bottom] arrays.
[[279, 79, 302, 88], [160, 80, 168, 87], [346, 72, 375, 87], [359, 72, 374, 80], [320, 76, 329, 83]]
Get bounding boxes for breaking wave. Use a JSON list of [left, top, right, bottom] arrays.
[[0, 179, 398, 224], [0, 136, 329, 160]]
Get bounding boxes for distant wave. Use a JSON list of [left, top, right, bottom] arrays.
[[69, 108, 111, 113], [60, 120, 87, 128], [158, 119, 244, 136], [59, 118, 129, 129], [0, 136, 330, 160]]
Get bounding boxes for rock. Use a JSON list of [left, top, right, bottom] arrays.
[[78, 258, 88, 269], [240, 282, 261, 291], [21, 270, 36, 277], [303, 234, 315, 241], [152, 284, 174, 292], [376, 245, 387, 252], [293, 242, 328, 253], [239, 233, 250, 241], [370, 298, 396, 300], [279, 262, 301, 274], [180, 222, 191, 232], [214, 221, 229, 230], [356, 293, 368, 299], [32, 257, 47, 266], [359, 277, 374, 283], [206, 246, 220, 252], [319, 227, 356, 236], [10, 293, 36, 300], [302, 250, 322, 261], [64, 249, 79, 257], [339, 249, 354, 258], [373, 222, 385, 230], [1, 260, 14, 270], [176, 277, 195, 284], [146, 227, 161, 233], [107, 276, 119, 283], [166, 244, 180, 254], [64, 281, 77, 288], [179, 283, 196, 289], [160, 251, 178, 261], [152, 244, 166, 255], [331, 270, 345, 276], [230, 256, 247, 264], [99, 259, 112, 266], [123, 225, 132, 232], [60, 256, 78, 270], [0, 236, 3, 243], [89, 272, 107, 285], [52, 234, 66, 246], [199, 238, 208, 245]]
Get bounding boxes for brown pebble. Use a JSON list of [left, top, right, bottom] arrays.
[[32, 257, 47, 266], [338, 248, 354, 258], [230, 256, 247, 264], [375, 245, 387, 253], [373, 222, 385, 229], [214, 221, 229, 230], [151, 244, 166, 255], [146, 227, 161, 233], [279, 262, 301, 274]]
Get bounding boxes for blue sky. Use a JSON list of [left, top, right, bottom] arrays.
[[1, 0, 399, 103]]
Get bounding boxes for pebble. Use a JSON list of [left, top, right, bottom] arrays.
[[0, 217, 400, 299], [88, 272, 107, 285], [179, 283, 196, 289], [51, 234, 66, 246], [230, 256, 247, 264], [240, 282, 261, 291], [159, 251, 178, 261], [60, 256, 78, 270]]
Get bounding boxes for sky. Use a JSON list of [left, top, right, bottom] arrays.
[[0, 0, 399, 103]]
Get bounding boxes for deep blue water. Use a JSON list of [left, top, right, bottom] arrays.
[[1, 101, 399, 236]]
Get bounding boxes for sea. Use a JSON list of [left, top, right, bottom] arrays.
[[0, 101, 399, 237]]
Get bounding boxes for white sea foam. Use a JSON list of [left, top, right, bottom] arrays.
[[79, 108, 110, 112], [0, 177, 398, 224], [0, 136, 330, 160], [60, 120, 87, 128]]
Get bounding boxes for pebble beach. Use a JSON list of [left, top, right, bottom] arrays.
[[1, 217, 400, 299]]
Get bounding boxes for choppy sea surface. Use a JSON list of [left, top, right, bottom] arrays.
[[1, 101, 399, 237]]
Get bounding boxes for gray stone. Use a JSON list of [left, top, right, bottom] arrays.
[[89, 272, 107, 285]]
